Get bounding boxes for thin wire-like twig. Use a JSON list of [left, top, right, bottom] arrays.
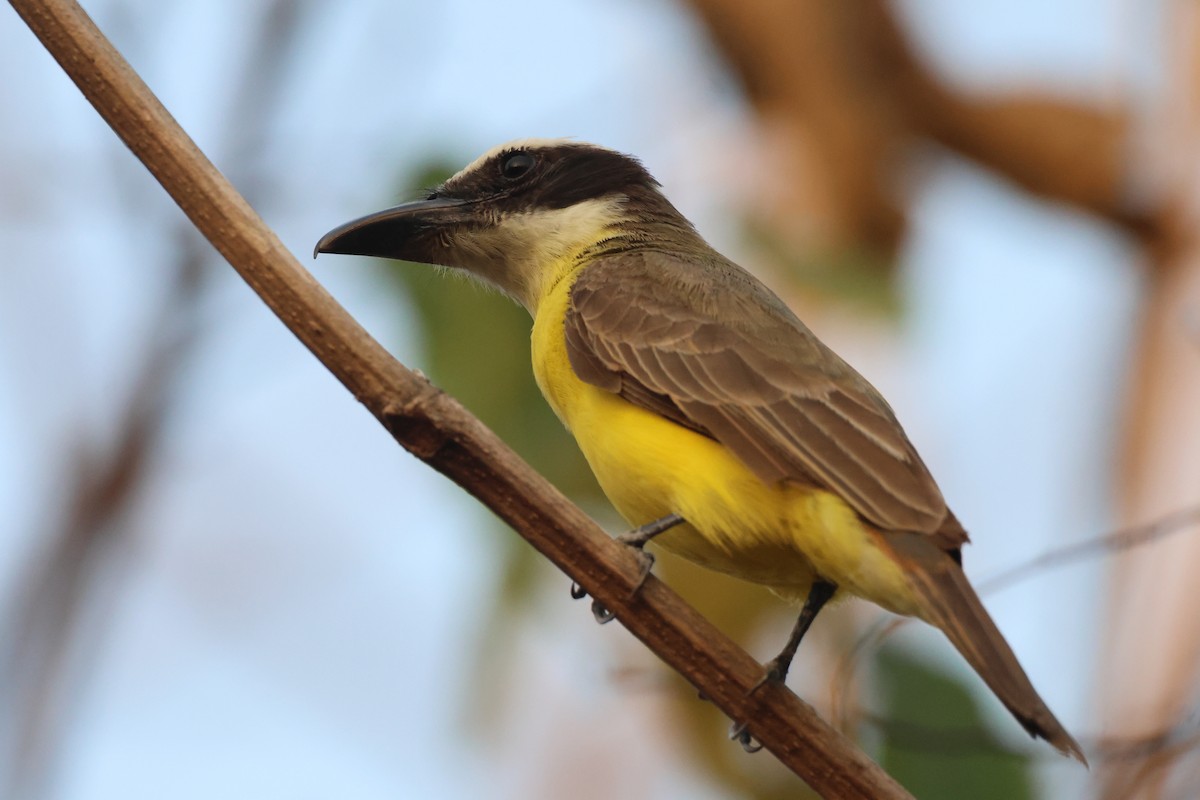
[[855, 705, 1200, 765], [978, 505, 1200, 596]]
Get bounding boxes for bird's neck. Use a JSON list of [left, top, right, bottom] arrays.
[[526, 217, 701, 314], [519, 195, 707, 318]]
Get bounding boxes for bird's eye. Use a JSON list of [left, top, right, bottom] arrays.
[[500, 152, 536, 180]]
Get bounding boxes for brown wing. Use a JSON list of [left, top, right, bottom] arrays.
[[565, 250, 964, 545]]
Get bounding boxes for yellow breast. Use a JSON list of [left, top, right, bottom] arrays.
[[529, 267, 918, 614]]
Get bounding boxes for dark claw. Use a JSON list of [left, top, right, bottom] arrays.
[[729, 722, 764, 753], [572, 580, 614, 623], [722, 654, 793, 756], [592, 600, 615, 624]]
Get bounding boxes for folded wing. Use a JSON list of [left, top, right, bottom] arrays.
[[564, 250, 963, 547]]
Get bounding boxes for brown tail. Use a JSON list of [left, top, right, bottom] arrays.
[[887, 533, 1087, 765]]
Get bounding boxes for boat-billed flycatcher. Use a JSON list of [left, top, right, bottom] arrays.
[[316, 139, 1085, 763]]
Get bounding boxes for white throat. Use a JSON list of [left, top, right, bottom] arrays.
[[449, 196, 625, 313]]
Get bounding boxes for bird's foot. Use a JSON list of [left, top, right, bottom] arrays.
[[568, 513, 686, 623], [615, 513, 684, 596], [751, 657, 790, 693], [569, 513, 686, 622], [615, 536, 656, 597], [727, 658, 791, 754], [730, 582, 840, 755]]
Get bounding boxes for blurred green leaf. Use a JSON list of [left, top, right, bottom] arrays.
[[742, 216, 903, 317], [875, 646, 1033, 800]]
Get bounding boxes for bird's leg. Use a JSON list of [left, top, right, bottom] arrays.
[[731, 579, 837, 752], [571, 513, 686, 624], [759, 579, 837, 685]]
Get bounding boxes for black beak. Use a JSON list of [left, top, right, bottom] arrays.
[[314, 196, 469, 261]]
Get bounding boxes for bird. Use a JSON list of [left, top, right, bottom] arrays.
[[315, 138, 1086, 763]]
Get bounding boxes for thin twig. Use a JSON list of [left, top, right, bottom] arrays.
[[978, 505, 1200, 596], [855, 705, 1200, 765], [7, 1, 910, 797]]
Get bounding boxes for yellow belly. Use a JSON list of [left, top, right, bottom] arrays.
[[530, 270, 919, 615]]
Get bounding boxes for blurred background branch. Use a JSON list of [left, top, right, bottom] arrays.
[[1, 1, 312, 796], [689, 0, 1155, 262]]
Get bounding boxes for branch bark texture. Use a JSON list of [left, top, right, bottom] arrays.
[[8, 0, 912, 797]]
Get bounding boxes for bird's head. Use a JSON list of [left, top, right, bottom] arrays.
[[315, 139, 690, 311]]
